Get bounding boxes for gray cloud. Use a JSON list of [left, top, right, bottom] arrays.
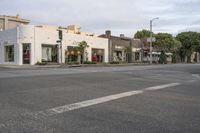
[[0, 0, 199, 37]]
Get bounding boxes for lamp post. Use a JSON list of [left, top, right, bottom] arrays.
[[150, 17, 159, 64]]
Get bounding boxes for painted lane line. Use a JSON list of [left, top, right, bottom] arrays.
[[33, 90, 144, 118], [187, 79, 197, 83], [144, 83, 181, 91], [35, 83, 180, 117], [0, 83, 181, 129], [192, 74, 200, 79]]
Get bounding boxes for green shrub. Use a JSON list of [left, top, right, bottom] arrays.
[[74, 62, 80, 65], [110, 61, 120, 64], [66, 62, 72, 65], [159, 51, 167, 64], [83, 61, 97, 64], [36, 62, 47, 65], [66, 61, 80, 65], [172, 53, 177, 63]]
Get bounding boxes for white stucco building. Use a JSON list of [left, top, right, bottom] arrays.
[[0, 25, 109, 65]]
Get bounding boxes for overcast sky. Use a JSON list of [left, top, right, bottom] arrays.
[[1, 0, 200, 37]]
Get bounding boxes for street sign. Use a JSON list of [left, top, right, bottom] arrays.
[[147, 37, 156, 42]]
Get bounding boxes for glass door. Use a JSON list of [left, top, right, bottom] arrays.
[[23, 44, 30, 64]]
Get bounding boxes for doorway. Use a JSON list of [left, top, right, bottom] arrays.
[[23, 44, 30, 64], [92, 48, 104, 63]]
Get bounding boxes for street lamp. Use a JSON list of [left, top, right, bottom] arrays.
[[150, 17, 159, 64]]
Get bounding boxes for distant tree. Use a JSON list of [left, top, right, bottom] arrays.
[[159, 51, 167, 64], [134, 29, 153, 39], [172, 51, 177, 63], [154, 33, 181, 52], [153, 33, 181, 63], [124, 46, 131, 53], [176, 32, 200, 63], [124, 46, 132, 62], [134, 29, 155, 46], [77, 41, 89, 64]]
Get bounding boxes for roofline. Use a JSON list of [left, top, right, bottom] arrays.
[[99, 34, 133, 40], [0, 15, 30, 23]]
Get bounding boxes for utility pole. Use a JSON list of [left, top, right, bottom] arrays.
[[150, 17, 159, 64], [57, 29, 63, 64]]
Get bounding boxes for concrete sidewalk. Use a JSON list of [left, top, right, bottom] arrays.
[[0, 64, 61, 69], [0, 63, 149, 69]]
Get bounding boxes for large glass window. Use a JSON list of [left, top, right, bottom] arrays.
[[23, 44, 30, 64], [113, 51, 122, 62], [92, 49, 104, 63], [5, 45, 14, 62], [42, 45, 58, 62], [42, 46, 52, 62], [65, 46, 81, 63]]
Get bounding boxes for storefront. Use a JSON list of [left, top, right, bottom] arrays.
[[22, 43, 30, 64], [4, 45, 14, 62], [65, 46, 81, 62], [0, 25, 109, 65], [92, 48, 104, 63], [42, 44, 58, 63]]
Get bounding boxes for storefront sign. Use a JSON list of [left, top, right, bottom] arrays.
[[115, 46, 124, 49]]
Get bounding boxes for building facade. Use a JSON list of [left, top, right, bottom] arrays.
[[0, 15, 30, 31], [0, 25, 109, 65], [132, 39, 143, 62], [99, 31, 133, 63]]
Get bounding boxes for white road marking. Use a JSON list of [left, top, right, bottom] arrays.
[[192, 74, 200, 79], [0, 83, 181, 129], [35, 83, 180, 117], [144, 83, 181, 91], [187, 79, 197, 83]]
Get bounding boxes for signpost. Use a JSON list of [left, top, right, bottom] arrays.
[[149, 17, 159, 64], [147, 37, 156, 43], [57, 29, 63, 64]]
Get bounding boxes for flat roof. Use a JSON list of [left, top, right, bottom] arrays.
[[0, 15, 30, 23]]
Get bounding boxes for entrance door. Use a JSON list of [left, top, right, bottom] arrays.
[[23, 44, 30, 64]]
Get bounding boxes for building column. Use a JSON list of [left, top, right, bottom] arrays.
[[129, 40, 133, 63], [4, 18, 8, 30], [109, 40, 112, 62], [0, 42, 3, 64], [16, 26, 22, 65], [61, 46, 65, 63], [30, 43, 35, 65], [58, 45, 62, 64], [132, 52, 135, 62], [185, 56, 187, 63], [197, 52, 200, 63], [122, 50, 125, 62], [139, 52, 142, 62], [86, 47, 91, 62], [16, 43, 23, 65]]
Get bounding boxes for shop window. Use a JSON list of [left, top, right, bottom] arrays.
[[113, 51, 122, 61], [92, 49, 104, 63], [23, 44, 30, 64], [65, 46, 81, 62], [5, 45, 14, 62], [135, 52, 140, 61], [42, 45, 58, 62]]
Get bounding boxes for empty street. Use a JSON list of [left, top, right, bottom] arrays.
[[0, 64, 200, 133]]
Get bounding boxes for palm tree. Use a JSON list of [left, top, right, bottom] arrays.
[[77, 41, 89, 64]]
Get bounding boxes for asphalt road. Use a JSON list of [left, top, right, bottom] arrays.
[[0, 64, 200, 133]]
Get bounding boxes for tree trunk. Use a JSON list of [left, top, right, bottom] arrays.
[[187, 56, 191, 63], [82, 50, 85, 64]]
